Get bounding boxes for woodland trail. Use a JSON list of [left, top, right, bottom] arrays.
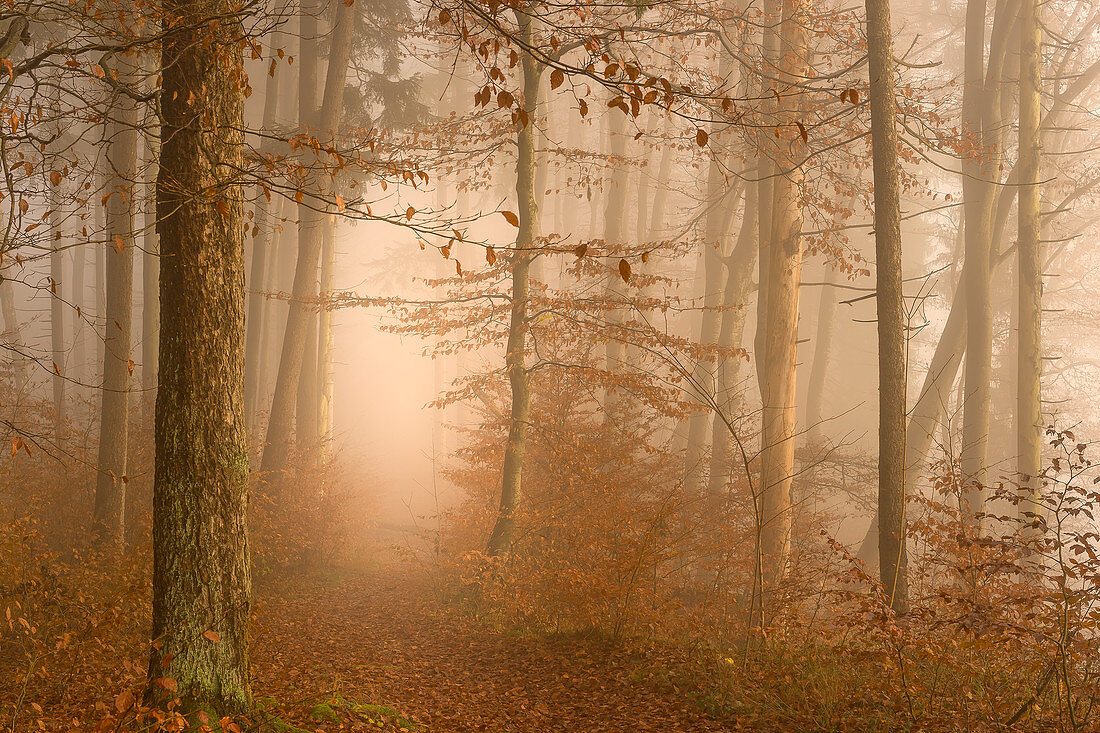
[[251, 563, 732, 733]]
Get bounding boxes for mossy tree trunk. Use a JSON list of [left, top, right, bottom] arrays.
[[148, 0, 252, 713]]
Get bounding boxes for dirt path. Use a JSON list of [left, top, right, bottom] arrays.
[[252, 566, 732, 732]]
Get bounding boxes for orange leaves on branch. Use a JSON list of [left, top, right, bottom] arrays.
[[10, 436, 30, 459], [839, 88, 859, 105], [501, 210, 519, 227], [127, 359, 135, 376], [550, 69, 564, 90], [618, 258, 631, 283], [796, 121, 808, 143], [574, 243, 588, 258], [441, 244, 451, 259], [696, 129, 708, 147], [49, 170, 62, 186], [497, 90, 514, 109], [406, 206, 415, 221], [438, 8, 451, 24], [334, 194, 345, 212], [485, 246, 497, 265]]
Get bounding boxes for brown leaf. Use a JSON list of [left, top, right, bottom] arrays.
[[49, 170, 62, 186], [114, 690, 135, 713], [485, 247, 496, 265], [696, 129, 708, 147], [618, 258, 631, 283], [406, 206, 415, 221], [550, 69, 564, 90], [154, 677, 178, 693], [574, 243, 588, 258], [796, 121, 808, 144], [501, 211, 519, 227], [203, 630, 220, 642]]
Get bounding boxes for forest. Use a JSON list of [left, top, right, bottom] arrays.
[[0, 0, 1097, 727]]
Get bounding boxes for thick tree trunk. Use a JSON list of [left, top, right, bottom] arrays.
[[866, 0, 909, 613], [486, 9, 541, 557], [1016, 0, 1042, 525], [148, 0, 251, 713], [94, 62, 139, 545], [261, 0, 353, 475]]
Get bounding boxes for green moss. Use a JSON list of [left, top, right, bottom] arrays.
[[309, 703, 340, 723]]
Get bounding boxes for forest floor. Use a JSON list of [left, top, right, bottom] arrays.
[[250, 560, 733, 733]]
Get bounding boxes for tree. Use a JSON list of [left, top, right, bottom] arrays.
[[1016, 0, 1041, 526], [866, 0, 908, 613], [261, 0, 354, 476], [147, 0, 252, 712], [93, 56, 139, 545], [486, 5, 542, 557]]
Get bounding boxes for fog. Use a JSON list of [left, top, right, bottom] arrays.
[[2, 0, 1100, 727]]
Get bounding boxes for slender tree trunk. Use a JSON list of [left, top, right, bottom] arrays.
[[805, 265, 838, 444], [243, 37, 281, 429], [49, 181, 66, 442], [71, 236, 86, 388], [94, 62, 140, 545], [95, 181, 106, 370], [602, 97, 630, 418], [707, 184, 758, 505], [684, 87, 738, 496], [142, 130, 160, 401], [148, 0, 251, 711], [317, 213, 337, 448], [261, 0, 353, 475], [486, 9, 541, 557], [866, 0, 909, 613], [0, 277, 27, 392], [1016, 0, 1042, 526], [758, 0, 808, 591]]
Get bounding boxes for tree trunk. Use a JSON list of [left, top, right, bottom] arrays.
[[49, 181, 66, 443], [866, 0, 908, 613], [805, 265, 838, 445], [317, 213, 337, 449], [143, 130, 160, 401], [148, 0, 251, 712], [1016, 0, 1042, 526], [602, 96, 630, 419], [243, 37, 282, 429], [757, 0, 808, 593], [707, 183, 758, 506], [261, 0, 353, 476], [71, 233, 86, 388], [94, 62, 139, 545], [486, 8, 541, 557]]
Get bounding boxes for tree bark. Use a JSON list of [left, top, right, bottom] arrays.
[[143, 129, 160, 401], [866, 0, 909, 613], [94, 60, 139, 545], [757, 0, 808, 592], [486, 7, 541, 557], [148, 0, 251, 712], [1016, 0, 1042, 526], [804, 265, 838, 445]]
